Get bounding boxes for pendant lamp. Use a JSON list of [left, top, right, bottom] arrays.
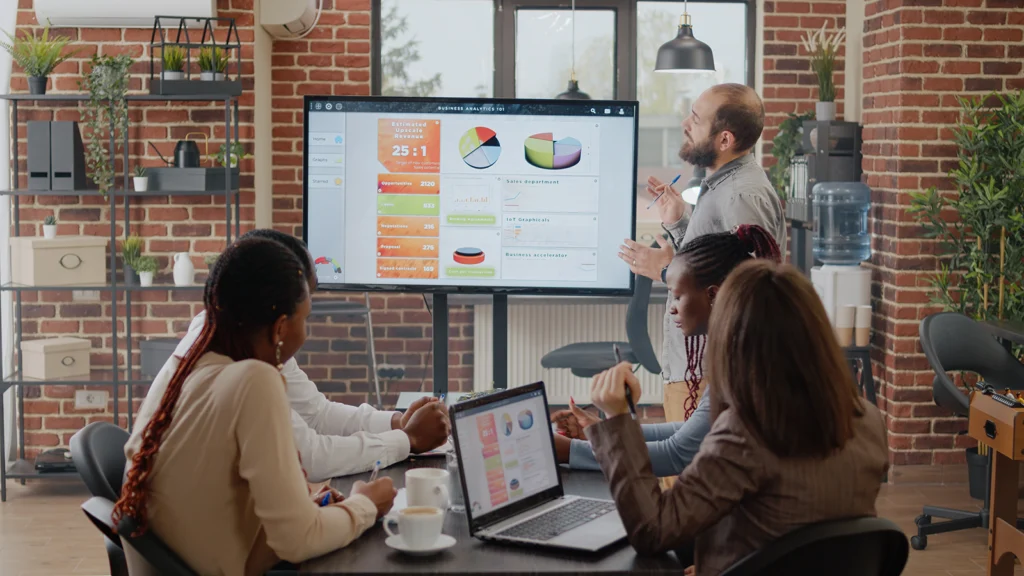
[[556, 0, 591, 99], [655, 0, 715, 73]]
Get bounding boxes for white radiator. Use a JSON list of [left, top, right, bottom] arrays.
[[473, 301, 667, 406]]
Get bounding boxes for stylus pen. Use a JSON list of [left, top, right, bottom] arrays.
[[646, 174, 681, 209], [613, 344, 638, 420]]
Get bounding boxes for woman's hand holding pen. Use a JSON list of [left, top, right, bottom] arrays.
[[590, 362, 642, 419], [351, 477, 398, 519]]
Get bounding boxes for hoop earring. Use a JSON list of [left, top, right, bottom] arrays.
[[275, 341, 284, 371]]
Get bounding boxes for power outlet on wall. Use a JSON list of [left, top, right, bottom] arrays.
[[74, 390, 108, 410], [73, 290, 101, 302]]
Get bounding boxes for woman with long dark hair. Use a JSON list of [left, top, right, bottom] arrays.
[[114, 237, 396, 576], [584, 260, 888, 574]]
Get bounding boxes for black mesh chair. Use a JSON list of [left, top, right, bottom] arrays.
[[721, 517, 908, 576], [116, 509, 200, 576], [71, 422, 130, 576], [912, 312, 1024, 550], [541, 270, 661, 378]]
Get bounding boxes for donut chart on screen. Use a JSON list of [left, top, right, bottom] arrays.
[[459, 127, 502, 169], [524, 133, 582, 170]]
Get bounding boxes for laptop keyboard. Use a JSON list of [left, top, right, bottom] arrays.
[[496, 499, 615, 541]]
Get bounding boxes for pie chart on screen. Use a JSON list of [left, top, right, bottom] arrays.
[[460, 127, 502, 169], [524, 133, 582, 170]]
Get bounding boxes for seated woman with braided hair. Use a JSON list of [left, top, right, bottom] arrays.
[[552, 224, 781, 474], [114, 237, 396, 576]]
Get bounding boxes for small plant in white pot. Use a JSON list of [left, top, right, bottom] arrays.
[[801, 25, 845, 122], [136, 256, 158, 287], [198, 47, 227, 81], [161, 46, 186, 81], [133, 165, 148, 192], [42, 215, 57, 239]]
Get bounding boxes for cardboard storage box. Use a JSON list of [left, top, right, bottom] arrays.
[[22, 337, 91, 380], [10, 236, 108, 287]]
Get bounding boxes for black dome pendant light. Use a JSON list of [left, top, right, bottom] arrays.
[[655, 0, 716, 73], [556, 0, 591, 99]]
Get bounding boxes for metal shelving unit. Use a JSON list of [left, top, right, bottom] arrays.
[[0, 92, 239, 501]]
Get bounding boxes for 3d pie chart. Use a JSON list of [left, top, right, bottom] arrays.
[[459, 127, 502, 169], [517, 409, 534, 430], [524, 133, 582, 170], [453, 247, 485, 265]]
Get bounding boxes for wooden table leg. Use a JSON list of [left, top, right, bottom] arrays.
[[989, 451, 1021, 575]]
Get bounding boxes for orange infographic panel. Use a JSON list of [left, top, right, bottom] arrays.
[[476, 413, 508, 507], [377, 258, 439, 280], [377, 237, 439, 259], [377, 174, 440, 195], [376, 216, 440, 237], [377, 119, 441, 174]]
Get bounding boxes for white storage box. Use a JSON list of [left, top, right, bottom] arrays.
[[22, 337, 91, 380], [10, 236, 108, 287]]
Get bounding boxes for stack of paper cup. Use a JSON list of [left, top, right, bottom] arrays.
[[836, 305, 855, 347], [855, 305, 872, 347]]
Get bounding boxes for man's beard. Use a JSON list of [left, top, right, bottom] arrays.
[[679, 133, 718, 168]]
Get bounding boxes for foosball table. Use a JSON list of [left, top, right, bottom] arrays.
[[969, 385, 1024, 575]]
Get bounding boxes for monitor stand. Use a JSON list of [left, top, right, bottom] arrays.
[[432, 293, 508, 396]]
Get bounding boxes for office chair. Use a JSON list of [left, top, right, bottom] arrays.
[[720, 517, 908, 576], [116, 508, 200, 576], [71, 422, 130, 576], [540, 270, 661, 378], [912, 312, 1024, 550]]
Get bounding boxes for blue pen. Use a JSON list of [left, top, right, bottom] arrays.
[[319, 491, 331, 507], [368, 460, 381, 482], [647, 174, 682, 209]]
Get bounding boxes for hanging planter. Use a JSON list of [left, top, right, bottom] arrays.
[[148, 16, 242, 96]]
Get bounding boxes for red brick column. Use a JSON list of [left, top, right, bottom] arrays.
[[861, 0, 1024, 466]]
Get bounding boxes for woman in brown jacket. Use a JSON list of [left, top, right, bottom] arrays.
[[584, 260, 889, 575]]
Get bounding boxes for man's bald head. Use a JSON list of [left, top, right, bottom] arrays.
[[706, 83, 765, 154]]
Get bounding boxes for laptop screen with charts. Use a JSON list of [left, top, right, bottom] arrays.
[[450, 383, 563, 534]]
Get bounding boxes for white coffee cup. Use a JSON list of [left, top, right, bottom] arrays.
[[406, 468, 450, 509], [836, 305, 856, 328], [384, 506, 444, 549], [855, 305, 872, 347]]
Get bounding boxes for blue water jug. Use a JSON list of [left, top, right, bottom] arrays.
[[812, 182, 871, 265]]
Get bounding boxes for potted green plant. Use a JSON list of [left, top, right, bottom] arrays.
[[136, 256, 158, 288], [801, 25, 845, 121], [133, 165, 148, 192], [768, 111, 815, 202], [0, 26, 79, 95], [122, 235, 143, 286], [210, 141, 249, 168], [908, 89, 1024, 499], [204, 253, 220, 269], [79, 54, 133, 198], [42, 215, 57, 239], [162, 45, 186, 81], [198, 47, 227, 81]]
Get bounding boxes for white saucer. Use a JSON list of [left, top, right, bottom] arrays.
[[385, 534, 456, 556]]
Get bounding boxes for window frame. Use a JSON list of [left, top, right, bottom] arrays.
[[370, 0, 756, 98]]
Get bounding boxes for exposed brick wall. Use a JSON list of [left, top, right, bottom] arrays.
[[10, 0, 257, 458], [8, 0, 472, 460], [861, 0, 1024, 466], [760, 0, 847, 163]]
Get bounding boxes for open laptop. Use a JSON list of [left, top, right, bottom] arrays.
[[449, 382, 627, 552]]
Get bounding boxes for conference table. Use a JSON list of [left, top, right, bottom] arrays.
[[303, 457, 684, 575]]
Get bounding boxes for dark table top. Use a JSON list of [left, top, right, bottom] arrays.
[[302, 458, 682, 575], [985, 320, 1024, 346]]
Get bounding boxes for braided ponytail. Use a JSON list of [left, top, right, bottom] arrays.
[[675, 224, 782, 418], [113, 237, 309, 536]]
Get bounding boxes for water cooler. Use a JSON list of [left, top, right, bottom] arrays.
[[786, 120, 872, 325]]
